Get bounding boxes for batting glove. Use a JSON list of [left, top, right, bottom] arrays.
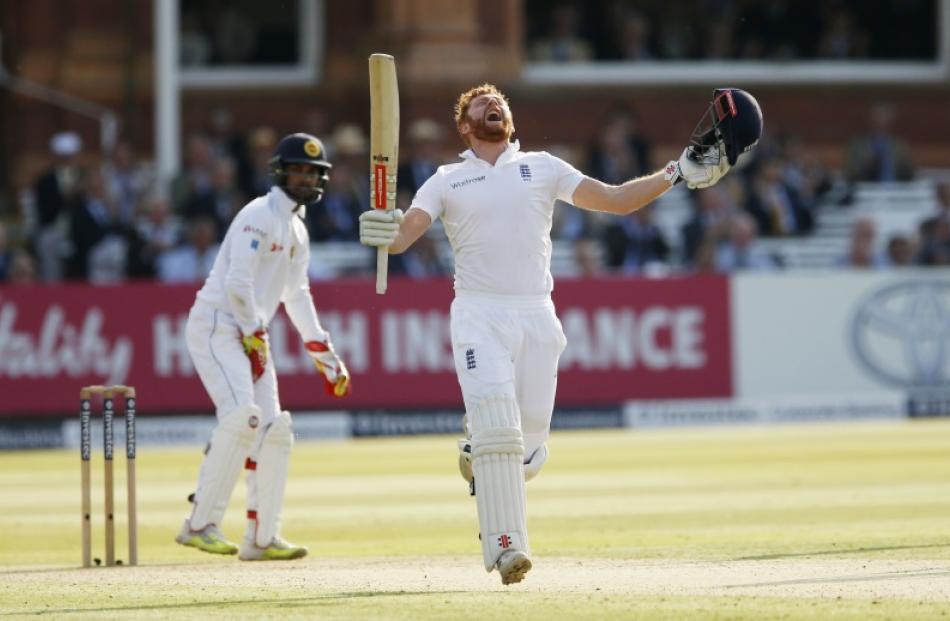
[[359, 208, 404, 248], [305, 339, 351, 397], [241, 329, 268, 382], [664, 144, 731, 189]]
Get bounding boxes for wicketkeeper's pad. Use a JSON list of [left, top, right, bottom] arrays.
[[190, 404, 260, 529], [245, 410, 294, 547]]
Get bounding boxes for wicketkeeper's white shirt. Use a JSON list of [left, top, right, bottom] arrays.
[[410, 140, 584, 297], [195, 186, 327, 341]]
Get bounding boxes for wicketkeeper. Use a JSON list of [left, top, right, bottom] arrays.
[[359, 85, 762, 584], [176, 133, 351, 561]]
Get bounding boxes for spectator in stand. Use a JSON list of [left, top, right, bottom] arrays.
[[180, 7, 212, 66], [615, 10, 655, 60], [245, 127, 279, 198], [817, 6, 869, 59], [136, 194, 181, 275], [307, 124, 367, 241], [715, 212, 778, 271], [918, 216, 950, 266], [884, 234, 916, 267], [706, 19, 737, 59], [529, 3, 594, 63], [681, 182, 738, 265], [157, 216, 220, 283], [573, 237, 604, 277], [601, 204, 671, 274], [0, 222, 13, 281], [839, 216, 886, 269], [921, 181, 950, 231], [394, 230, 451, 279], [588, 106, 652, 184], [398, 119, 447, 197], [68, 165, 118, 280], [691, 238, 718, 274], [0, 223, 13, 282], [31, 131, 84, 281], [69, 166, 151, 282], [171, 134, 216, 213], [183, 156, 245, 236], [745, 155, 810, 237], [103, 139, 152, 225], [778, 132, 830, 226], [208, 106, 253, 194], [8, 250, 37, 284], [846, 102, 915, 183]]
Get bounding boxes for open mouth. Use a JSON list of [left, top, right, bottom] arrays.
[[486, 110, 502, 122]]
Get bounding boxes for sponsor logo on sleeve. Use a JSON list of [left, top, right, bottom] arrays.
[[250, 239, 259, 250], [519, 164, 532, 181], [243, 225, 267, 237]]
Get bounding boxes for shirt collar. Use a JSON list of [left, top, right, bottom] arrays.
[[270, 186, 303, 219], [459, 140, 521, 166]]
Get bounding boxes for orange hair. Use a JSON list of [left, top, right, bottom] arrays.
[[453, 83, 512, 143]]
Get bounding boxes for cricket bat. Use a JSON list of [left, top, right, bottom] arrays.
[[369, 53, 399, 295]]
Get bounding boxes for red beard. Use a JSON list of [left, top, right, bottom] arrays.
[[468, 111, 511, 143]]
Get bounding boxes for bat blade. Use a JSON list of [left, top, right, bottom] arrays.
[[369, 53, 399, 295]]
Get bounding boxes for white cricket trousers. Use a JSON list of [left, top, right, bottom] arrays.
[[450, 291, 568, 459], [185, 300, 281, 424]]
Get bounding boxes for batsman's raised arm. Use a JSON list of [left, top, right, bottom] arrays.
[[571, 169, 673, 216]]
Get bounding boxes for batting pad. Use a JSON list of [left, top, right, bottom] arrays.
[[471, 394, 529, 571], [190, 405, 260, 529], [245, 411, 294, 547]]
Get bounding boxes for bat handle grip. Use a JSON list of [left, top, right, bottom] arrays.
[[375, 246, 389, 294]]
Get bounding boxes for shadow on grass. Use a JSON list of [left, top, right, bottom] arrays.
[[736, 542, 950, 561], [724, 567, 950, 589], [1, 591, 468, 617], [0, 560, 230, 575]]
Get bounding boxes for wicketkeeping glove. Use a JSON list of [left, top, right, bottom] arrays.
[[305, 339, 351, 397], [664, 144, 731, 190], [241, 329, 268, 382], [359, 208, 404, 248]]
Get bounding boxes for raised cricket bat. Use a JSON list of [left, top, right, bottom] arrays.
[[369, 53, 399, 295]]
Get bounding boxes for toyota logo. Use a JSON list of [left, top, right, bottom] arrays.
[[850, 280, 950, 388]]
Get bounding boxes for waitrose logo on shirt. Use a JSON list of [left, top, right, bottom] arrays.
[[450, 175, 486, 190]]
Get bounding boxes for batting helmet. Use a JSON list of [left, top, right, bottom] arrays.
[[689, 88, 763, 167], [269, 133, 333, 205]]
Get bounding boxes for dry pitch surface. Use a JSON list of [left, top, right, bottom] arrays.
[[2, 421, 950, 619]]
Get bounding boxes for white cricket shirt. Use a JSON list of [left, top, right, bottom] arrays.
[[195, 186, 327, 341], [410, 140, 584, 297]]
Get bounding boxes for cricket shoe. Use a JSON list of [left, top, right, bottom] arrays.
[[497, 550, 532, 585], [458, 439, 475, 496], [175, 519, 239, 555], [239, 536, 308, 561]]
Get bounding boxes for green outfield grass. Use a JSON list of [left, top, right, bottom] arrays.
[[1, 420, 950, 619]]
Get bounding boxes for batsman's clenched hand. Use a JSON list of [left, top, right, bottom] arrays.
[[665, 145, 731, 190], [305, 339, 351, 397], [359, 208, 404, 248], [241, 329, 269, 382]]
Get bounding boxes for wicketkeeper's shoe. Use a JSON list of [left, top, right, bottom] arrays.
[[458, 439, 475, 496], [238, 536, 308, 561], [175, 519, 239, 555], [497, 550, 532, 585]]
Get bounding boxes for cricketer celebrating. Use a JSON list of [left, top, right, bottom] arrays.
[[176, 133, 351, 561], [359, 85, 762, 584]]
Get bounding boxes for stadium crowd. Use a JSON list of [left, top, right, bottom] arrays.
[[7, 95, 949, 287]]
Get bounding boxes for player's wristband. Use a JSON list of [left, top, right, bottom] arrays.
[[663, 160, 684, 185]]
